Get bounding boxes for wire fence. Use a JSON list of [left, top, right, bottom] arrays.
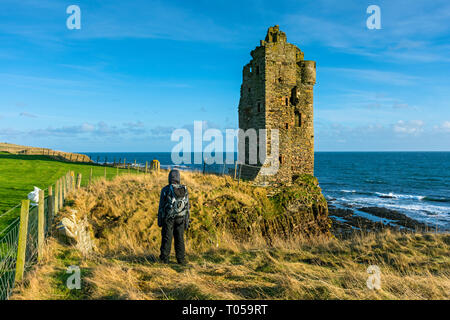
[[0, 171, 76, 300], [25, 206, 39, 270], [0, 165, 160, 300], [0, 216, 20, 300], [88, 155, 262, 183], [202, 162, 263, 183]]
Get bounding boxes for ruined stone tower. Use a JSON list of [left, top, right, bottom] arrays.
[[238, 25, 316, 184]]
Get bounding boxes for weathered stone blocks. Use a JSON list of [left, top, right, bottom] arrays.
[[238, 25, 316, 185]]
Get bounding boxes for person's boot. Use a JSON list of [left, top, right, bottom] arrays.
[[159, 255, 169, 264]]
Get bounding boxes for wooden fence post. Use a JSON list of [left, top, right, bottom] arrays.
[[63, 175, 67, 198], [116, 166, 119, 177], [15, 200, 30, 283], [71, 171, 75, 190], [48, 186, 53, 228], [38, 190, 45, 262], [145, 161, 148, 174], [134, 160, 137, 173], [76, 173, 82, 189], [55, 180, 59, 214], [238, 164, 242, 186], [89, 168, 93, 185], [234, 161, 238, 180], [66, 172, 71, 192], [59, 177, 63, 208], [104, 166, 107, 179]]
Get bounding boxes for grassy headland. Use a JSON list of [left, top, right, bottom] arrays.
[[0, 153, 130, 230], [0, 143, 91, 162], [10, 172, 450, 300]]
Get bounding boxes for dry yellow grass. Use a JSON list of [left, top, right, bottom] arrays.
[[11, 171, 450, 300]]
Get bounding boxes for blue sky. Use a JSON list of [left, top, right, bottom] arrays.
[[0, 0, 449, 152]]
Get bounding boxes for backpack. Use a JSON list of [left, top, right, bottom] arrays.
[[164, 184, 188, 220]]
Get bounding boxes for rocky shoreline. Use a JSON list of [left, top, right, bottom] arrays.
[[328, 203, 437, 237]]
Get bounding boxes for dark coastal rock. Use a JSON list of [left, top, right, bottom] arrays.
[[358, 207, 429, 230], [328, 206, 353, 218], [327, 202, 431, 237]]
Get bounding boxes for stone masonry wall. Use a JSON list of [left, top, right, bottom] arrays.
[[238, 25, 316, 185]]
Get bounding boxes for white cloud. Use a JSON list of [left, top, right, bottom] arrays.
[[443, 121, 450, 131], [435, 121, 450, 132], [19, 112, 37, 118], [123, 121, 145, 128], [322, 67, 421, 86], [80, 123, 95, 132], [393, 120, 424, 135]]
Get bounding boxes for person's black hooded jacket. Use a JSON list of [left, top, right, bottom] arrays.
[[157, 169, 190, 229]]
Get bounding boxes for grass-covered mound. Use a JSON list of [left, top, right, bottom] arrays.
[[54, 170, 330, 254]]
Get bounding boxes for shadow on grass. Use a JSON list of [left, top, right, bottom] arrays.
[[48, 265, 93, 300], [43, 238, 94, 300], [230, 284, 286, 299], [159, 283, 214, 300], [113, 253, 158, 265], [0, 153, 101, 167]]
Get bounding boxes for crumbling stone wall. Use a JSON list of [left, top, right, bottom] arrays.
[[238, 25, 316, 185]]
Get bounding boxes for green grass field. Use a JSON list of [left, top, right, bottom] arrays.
[[0, 152, 136, 230]]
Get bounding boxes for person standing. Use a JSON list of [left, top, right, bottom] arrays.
[[157, 169, 190, 264]]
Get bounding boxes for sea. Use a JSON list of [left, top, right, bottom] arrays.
[[83, 151, 450, 230]]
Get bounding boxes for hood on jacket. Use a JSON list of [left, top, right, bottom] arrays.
[[168, 169, 181, 184]]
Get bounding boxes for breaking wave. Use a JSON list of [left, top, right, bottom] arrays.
[[374, 192, 425, 200]]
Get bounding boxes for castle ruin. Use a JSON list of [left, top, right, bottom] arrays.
[[238, 25, 316, 185]]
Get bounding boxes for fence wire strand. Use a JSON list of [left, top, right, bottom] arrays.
[[0, 184, 57, 300], [0, 217, 20, 300]]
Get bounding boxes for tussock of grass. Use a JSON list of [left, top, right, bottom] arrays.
[[11, 172, 450, 300]]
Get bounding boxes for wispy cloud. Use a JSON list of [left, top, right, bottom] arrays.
[[150, 125, 177, 137], [77, 1, 238, 43], [433, 121, 450, 133], [283, 1, 450, 63], [0, 0, 240, 44], [316, 118, 450, 151], [322, 67, 421, 86], [19, 112, 37, 118]]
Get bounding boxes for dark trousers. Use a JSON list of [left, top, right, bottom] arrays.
[[160, 217, 186, 263]]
